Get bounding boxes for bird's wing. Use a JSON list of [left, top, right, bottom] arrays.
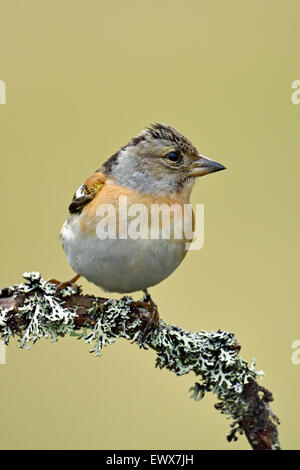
[[69, 172, 106, 214]]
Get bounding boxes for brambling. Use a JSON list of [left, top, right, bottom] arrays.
[[58, 124, 225, 326]]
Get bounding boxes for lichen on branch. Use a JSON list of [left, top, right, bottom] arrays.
[[0, 272, 280, 450]]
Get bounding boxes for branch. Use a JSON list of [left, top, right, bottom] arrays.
[[0, 272, 280, 450]]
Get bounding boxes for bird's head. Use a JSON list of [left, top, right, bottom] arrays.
[[101, 123, 225, 197]]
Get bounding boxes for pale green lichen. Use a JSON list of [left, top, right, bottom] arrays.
[[83, 298, 135, 356], [147, 322, 264, 439], [0, 307, 13, 346], [3, 272, 77, 347], [0, 272, 265, 441]]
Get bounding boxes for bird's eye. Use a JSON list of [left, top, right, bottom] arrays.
[[165, 151, 181, 164]]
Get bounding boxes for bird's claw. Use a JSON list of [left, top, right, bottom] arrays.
[[139, 289, 160, 343], [47, 274, 81, 294]]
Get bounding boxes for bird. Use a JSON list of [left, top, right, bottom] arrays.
[[56, 124, 225, 328]]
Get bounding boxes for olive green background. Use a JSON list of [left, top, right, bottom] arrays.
[[0, 0, 299, 450]]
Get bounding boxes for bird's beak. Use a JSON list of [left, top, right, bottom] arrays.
[[189, 155, 226, 178]]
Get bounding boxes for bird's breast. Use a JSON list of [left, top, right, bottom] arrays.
[[61, 179, 194, 292]]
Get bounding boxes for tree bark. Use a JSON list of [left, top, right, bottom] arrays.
[[0, 273, 280, 450]]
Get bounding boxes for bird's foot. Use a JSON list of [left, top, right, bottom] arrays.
[[47, 274, 81, 294], [140, 289, 160, 339]]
